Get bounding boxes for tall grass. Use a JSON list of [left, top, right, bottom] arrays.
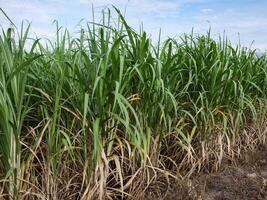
[[0, 7, 267, 199]]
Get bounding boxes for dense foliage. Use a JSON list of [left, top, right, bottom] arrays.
[[0, 8, 266, 199]]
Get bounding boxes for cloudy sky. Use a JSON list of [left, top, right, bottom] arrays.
[[0, 0, 266, 51]]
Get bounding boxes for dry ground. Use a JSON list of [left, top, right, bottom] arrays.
[[146, 145, 267, 200]]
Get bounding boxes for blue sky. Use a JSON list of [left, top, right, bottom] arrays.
[[0, 0, 267, 51]]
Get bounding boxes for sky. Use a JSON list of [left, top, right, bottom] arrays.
[[0, 0, 267, 51]]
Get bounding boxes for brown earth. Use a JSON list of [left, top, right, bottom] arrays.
[[146, 146, 267, 200]]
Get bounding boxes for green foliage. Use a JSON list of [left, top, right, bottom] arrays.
[[0, 7, 266, 199]]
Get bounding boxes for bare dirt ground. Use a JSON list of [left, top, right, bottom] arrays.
[[146, 145, 267, 200]]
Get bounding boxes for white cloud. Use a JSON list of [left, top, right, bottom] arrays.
[[0, 0, 266, 50], [79, 0, 122, 5], [0, 0, 52, 23], [200, 8, 214, 14], [79, 0, 203, 13]]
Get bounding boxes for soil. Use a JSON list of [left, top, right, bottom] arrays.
[[146, 146, 267, 200]]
